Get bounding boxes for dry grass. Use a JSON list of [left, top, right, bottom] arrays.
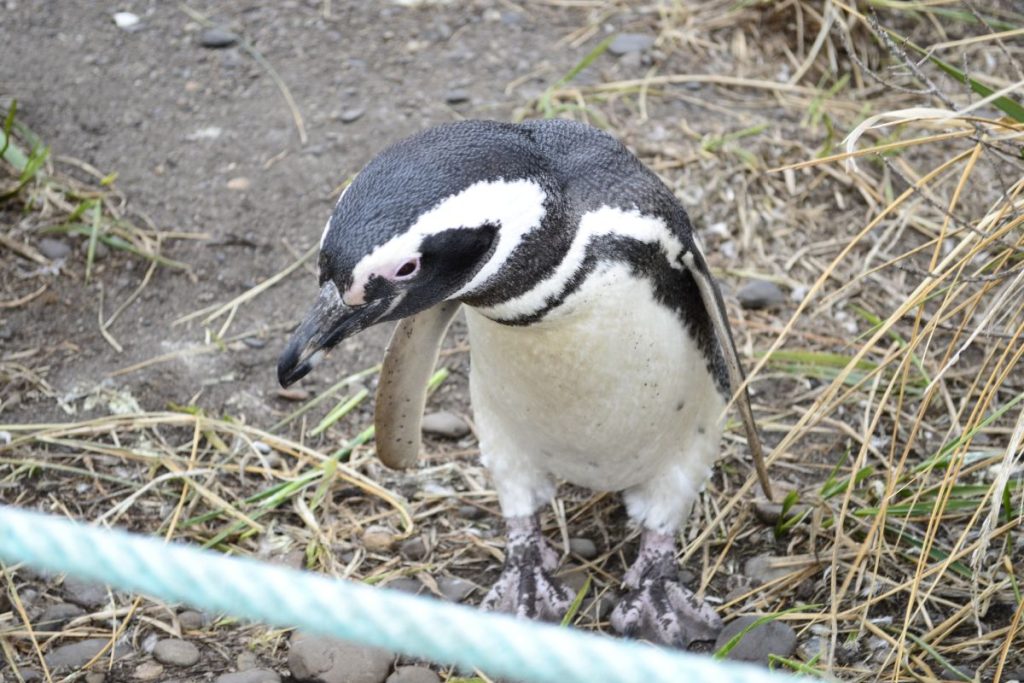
[[2, 1, 1024, 681]]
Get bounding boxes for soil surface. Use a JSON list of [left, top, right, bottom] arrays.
[[3, 0, 599, 426]]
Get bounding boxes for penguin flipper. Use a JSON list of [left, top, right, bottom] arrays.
[[375, 301, 461, 469], [681, 245, 773, 501]]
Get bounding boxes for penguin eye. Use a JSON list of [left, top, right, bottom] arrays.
[[392, 257, 420, 280]]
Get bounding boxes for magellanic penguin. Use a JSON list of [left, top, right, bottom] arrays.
[[278, 119, 771, 649]]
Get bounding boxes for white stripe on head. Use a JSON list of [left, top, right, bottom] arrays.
[[480, 206, 685, 320], [345, 178, 547, 305], [320, 184, 352, 250]]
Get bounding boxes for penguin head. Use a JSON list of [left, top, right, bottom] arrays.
[[278, 121, 554, 386]]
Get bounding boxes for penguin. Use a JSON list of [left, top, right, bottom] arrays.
[[277, 119, 770, 648]]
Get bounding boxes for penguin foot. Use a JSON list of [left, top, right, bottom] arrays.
[[610, 529, 722, 648], [480, 515, 575, 621]]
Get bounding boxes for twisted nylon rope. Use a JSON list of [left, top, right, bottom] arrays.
[[0, 506, 792, 683]]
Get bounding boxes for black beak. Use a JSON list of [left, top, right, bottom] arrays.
[[277, 282, 384, 387]]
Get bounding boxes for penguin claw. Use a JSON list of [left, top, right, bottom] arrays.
[[610, 528, 722, 648], [610, 578, 722, 648], [480, 516, 575, 621]]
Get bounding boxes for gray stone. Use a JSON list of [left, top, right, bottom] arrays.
[[153, 638, 200, 666], [558, 566, 589, 594], [85, 673, 106, 683], [568, 537, 598, 560], [744, 554, 792, 585], [63, 576, 108, 607], [420, 411, 470, 439], [608, 33, 655, 56], [399, 536, 429, 562], [44, 638, 131, 670], [288, 632, 392, 683], [437, 576, 475, 603], [216, 671, 281, 683], [737, 280, 786, 310], [457, 504, 487, 520], [177, 609, 207, 630], [714, 616, 797, 664], [443, 90, 470, 105], [81, 238, 110, 260], [38, 237, 71, 260], [237, 650, 259, 670], [19, 669, 43, 683], [200, 27, 239, 48], [339, 108, 365, 124], [133, 661, 164, 680], [583, 591, 618, 621], [37, 602, 86, 630], [386, 666, 440, 683], [387, 577, 425, 594]]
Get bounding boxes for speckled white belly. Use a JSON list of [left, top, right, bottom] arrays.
[[466, 262, 725, 494]]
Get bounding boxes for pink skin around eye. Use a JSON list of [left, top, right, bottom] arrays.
[[344, 256, 420, 307], [391, 256, 420, 281]]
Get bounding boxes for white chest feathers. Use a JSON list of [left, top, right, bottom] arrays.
[[466, 262, 725, 494]]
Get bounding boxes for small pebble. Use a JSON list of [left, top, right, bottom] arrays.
[[583, 592, 618, 621], [437, 576, 475, 603], [289, 632, 392, 683], [386, 666, 441, 683], [387, 577, 425, 594], [81, 239, 110, 260], [133, 661, 164, 680], [63, 576, 108, 607], [457, 504, 487, 520], [242, 337, 267, 349], [744, 554, 792, 585], [714, 615, 797, 664], [200, 27, 239, 48], [339, 108, 365, 124], [187, 126, 222, 140], [36, 602, 85, 630], [444, 89, 470, 105], [237, 650, 259, 671], [19, 669, 43, 683], [85, 673, 106, 683], [568, 537, 598, 560], [227, 177, 251, 191], [737, 280, 785, 310], [153, 638, 200, 667], [45, 639, 130, 670], [557, 566, 589, 594], [215, 671, 281, 683], [276, 388, 311, 402], [177, 609, 207, 630], [112, 12, 140, 30], [400, 536, 429, 561], [275, 549, 305, 569], [608, 33, 655, 56], [362, 525, 396, 552], [421, 411, 470, 439], [752, 501, 809, 526], [38, 237, 71, 260]]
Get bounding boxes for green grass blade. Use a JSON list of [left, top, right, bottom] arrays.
[[899, 39, 1024, 122]]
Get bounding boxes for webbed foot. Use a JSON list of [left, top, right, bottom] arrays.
[[610, 530, 722, 648], [481, 515, 575, 621]]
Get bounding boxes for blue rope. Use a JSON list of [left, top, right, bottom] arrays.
[[0, 506, 793, 683]]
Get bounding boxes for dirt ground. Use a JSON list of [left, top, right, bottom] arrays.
[[3, 1, 1023, 682], [1, 0, 602, 423]]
